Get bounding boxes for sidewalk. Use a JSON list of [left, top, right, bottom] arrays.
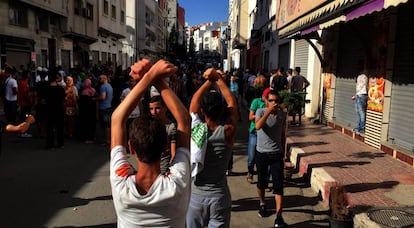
[[286, 118, 414, 227]]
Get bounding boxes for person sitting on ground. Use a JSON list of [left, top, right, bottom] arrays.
[[109, 59, 191, 227]]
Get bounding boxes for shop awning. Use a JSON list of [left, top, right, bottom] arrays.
[[278, 0, 365, 38], [347, 0, 409, 21], [278, 0, 410, 38]]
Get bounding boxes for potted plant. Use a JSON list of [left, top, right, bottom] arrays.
[[329, 185, 353, 228], [279, 91, 306, 116]]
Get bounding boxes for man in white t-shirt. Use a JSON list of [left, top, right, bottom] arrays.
[[110, 59, 190, 227], [4, 66, 18, 124]]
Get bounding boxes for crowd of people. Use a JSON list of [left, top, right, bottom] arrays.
[[1, 59, 312, 227]]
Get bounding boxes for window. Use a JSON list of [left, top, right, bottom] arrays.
[[111, 5, 116, 19], [9, 5, 28, 27], [85, 4, 93, 19], [265, 30, 270, 41], [38, 14, 49, 32], [146, 11, 150, 26], [120, 10, 125, 23], [103, 1, 109, 15], [74, 0, 81, 15]]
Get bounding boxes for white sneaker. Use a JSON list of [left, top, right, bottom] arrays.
[[20, 133, 32, 138]]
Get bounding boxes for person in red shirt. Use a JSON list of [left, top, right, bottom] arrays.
[[18, 70, 33, 137]]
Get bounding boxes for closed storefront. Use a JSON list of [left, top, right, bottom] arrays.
[[333, 21, 365, 128], [294, 39, 309, 77], [388, 1, 414, 152], [0, 36, 33, 68]]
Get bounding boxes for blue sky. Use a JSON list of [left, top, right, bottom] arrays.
[[178, 0, 228, 26]]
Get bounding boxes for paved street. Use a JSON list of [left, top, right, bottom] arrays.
[[0, 109, 329, 227]]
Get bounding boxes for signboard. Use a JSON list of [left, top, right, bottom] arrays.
[[323, 73, 332, 101], [277, 0, 328, 28], [31, 52, 36, 62], [367, 77, 385, 112]]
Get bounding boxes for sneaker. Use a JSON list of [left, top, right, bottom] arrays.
[[274, 216, 287, 227], [20, 133, 32, 138], [258, 205, 267, 218], [353, 128, 359, 133]]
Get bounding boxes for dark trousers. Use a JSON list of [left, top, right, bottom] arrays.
[[255, 152, 285, 195], [46, 116, 64, 148]]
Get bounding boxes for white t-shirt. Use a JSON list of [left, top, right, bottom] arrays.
[[120, 88, 141, 118], [4, 76, 18, 101], [110, 145, 190, 228]]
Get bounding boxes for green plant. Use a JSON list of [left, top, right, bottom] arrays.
[[279, 91, 306, 115]]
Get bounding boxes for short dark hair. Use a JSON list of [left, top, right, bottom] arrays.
[[129, 115, 167, 163], [5, 66, 15, 74], [201, 91, 224, 121], [267, 90, 281, 102], [149, 95, 165, 106], [295, 67, 301, 74]]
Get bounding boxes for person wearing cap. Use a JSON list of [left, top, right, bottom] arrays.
[[35, 66, 48, 83], [246, 87, 269, 184], [255, 90, 288, 227], [186, 68, 238, 228]]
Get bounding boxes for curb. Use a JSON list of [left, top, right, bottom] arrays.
[[289, 146, 380, 227], [289, 147, 337, 206]]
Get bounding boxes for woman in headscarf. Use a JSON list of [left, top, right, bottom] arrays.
[[64, 76, 79, 137], [78, 79, 97, 143]]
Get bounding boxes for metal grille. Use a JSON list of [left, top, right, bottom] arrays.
[[365, 110, 383, 149], [368, 209, 414, 228]]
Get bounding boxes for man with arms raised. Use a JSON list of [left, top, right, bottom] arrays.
[[110, 59, 190, 227]]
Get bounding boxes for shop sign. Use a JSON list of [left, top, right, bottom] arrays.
[[367, 77, 385, 112]]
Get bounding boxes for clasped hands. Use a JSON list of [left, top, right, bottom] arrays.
[[130, 59, 225, 84], [129, 58, 177, 83]]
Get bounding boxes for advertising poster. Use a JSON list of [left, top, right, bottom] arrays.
[[323, 73, 332, 101], [367, 77, 385, 112]]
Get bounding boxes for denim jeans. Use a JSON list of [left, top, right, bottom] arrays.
[[186, 191, 232, 228], [355, 94, 368, 131], [247, 131, 257, 175]]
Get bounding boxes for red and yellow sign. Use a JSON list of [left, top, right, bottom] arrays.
[[323, 73, 332, 101], [367, 77, 385, 112]]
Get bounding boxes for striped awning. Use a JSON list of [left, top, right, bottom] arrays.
[[278, 0, 410, 38]]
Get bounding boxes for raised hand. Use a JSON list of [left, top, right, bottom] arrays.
[[203, 68, 219, 82], [25, 114, 35, 124], [147, 59, 177, 81], [129, 58, 152, 81], [216, 70, 226, 80]]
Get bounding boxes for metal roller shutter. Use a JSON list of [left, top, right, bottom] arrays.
[[388, 2, 414, 152], [294, 39, 309, 77], [333, 78, 355, 128]]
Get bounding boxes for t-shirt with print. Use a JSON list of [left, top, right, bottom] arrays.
[[110, 145, 191, 227]]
